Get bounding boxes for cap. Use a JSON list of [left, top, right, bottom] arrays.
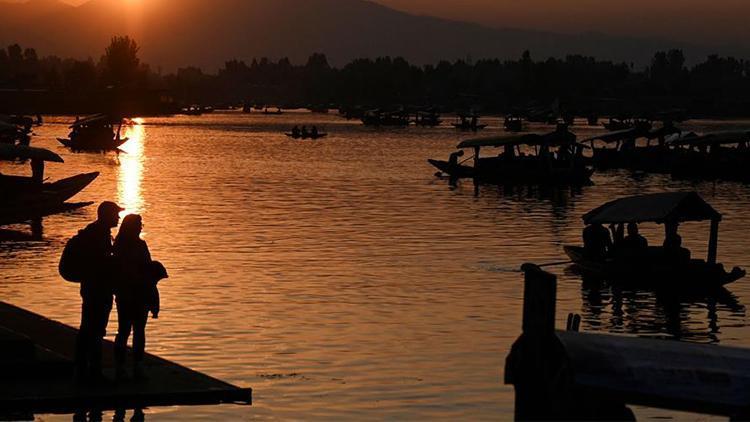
[[97, 201, 124, 218]]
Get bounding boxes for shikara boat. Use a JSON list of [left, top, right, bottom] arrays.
[[564, 192, 745, 290], [452, 113, 487, 131], [428, 125, 593, 185], [414, 109, 442, 127], [581, 124, 679, 172], [504, 116, 523, 132], [361, 109, 410, 126], [670, 130, 750, 183], [0, 144, 98, 225], [285, 132, 328, 140], [57, 114, 128, 151]]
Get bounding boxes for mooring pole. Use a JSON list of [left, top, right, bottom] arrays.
[[708, 217, 720, 265], [505, 263, 568, 421]]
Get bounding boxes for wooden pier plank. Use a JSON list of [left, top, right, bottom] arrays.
[[0, 301, 251, 414], [558, 330, 750, 416]]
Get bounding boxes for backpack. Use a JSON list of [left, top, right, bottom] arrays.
[[59, 232, 86, 283]]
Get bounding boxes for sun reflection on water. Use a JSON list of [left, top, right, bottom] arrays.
[[117, 118, 145, 216]]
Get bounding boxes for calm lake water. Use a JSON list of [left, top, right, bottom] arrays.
[[2, 112, 750, 420]]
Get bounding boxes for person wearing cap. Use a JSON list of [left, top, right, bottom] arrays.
[[73, 201, 122, 382]]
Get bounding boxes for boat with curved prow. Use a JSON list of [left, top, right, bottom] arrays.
[[429, 125, 593, 185], [57, 114, 128, 152]]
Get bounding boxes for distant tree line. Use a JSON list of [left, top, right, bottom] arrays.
[[1, 36, 750, 116]]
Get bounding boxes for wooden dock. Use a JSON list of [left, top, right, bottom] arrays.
[[505, 263, 750, 420], [0, 300, 251, 415]]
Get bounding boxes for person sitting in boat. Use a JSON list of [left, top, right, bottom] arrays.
[[582, 222, 612, 260], [291, 125, 301, 138], [311, 126, 319, 137], [663, 232, 690, 263], [448, 150, 464, 168], [618, 222, 648, 261], [301, 126, 309, 138]]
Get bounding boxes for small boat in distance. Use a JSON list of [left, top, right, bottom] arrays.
[[57, 114, 128, 152], [361, 109, 410, 126], [263, 106, 283, 115], [504, 115, 523, 132], [564, 192, 745, 290], [414, 109, 442, 127], [452, 112, 487, 131], [285, 132, 328, 140]]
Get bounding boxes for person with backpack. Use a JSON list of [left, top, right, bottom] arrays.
[[63, 201, 122, 382]]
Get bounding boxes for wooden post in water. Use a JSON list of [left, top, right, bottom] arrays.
[[505, 264, 568, 420], [708, 217, 721, 264]]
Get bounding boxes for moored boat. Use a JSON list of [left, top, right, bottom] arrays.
[[0, 144, 98, 225], [429, 125, 592, 185]]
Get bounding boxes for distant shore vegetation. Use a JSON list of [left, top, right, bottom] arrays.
[[1, 36, 750, 116]]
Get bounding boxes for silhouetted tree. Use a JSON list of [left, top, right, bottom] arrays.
[[100, 36, 143, 87]]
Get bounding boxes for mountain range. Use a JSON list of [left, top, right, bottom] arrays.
[[0, 0, 746, 72]]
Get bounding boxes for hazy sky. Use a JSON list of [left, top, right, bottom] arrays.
[[57, 0, 750, 47]]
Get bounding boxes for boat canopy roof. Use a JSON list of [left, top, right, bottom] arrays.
[[670, 130, 750, 146], [458, 129, 576, 149], [580, 128, 640, 144], [69, 114, 121, 128], [583, 192, 721, 225], [0, 143, 64, 162]]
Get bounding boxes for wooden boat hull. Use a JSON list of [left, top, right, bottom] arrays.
[[564, 245, 745, 290], [1, 172, 98, 225], [58, 137, 128, 152], [452, 123, 487, 131], [428, 158, 593, 185], [592, 147, 675, 173], [427, 159, 475, 178], [285, 133, 328, 140]]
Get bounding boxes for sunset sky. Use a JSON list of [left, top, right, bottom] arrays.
[[53, 0, 750, 47]]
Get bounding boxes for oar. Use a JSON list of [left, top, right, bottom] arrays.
[[458, 155, 474, 165], [537, 260, 573, 268]]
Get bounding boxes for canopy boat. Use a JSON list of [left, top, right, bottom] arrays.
[[428, 125, 593, 185], [602, 117, 651, 132], [669, 130, 750, 183], [285, 132, 328, 140], [361, 109, 410, 126], [581, 123, 679, 172], [414, 109, 442, 127], [452, 113, 487, 131], [504, 115, 523, 132], [0, 144, 97, 225], [564, 192, 745, 290], [57, 114, 128, 151]]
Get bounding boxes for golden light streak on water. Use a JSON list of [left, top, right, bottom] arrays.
[[117, 118, 145, 217]]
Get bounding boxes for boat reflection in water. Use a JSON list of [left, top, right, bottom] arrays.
[[117, 118, 145, 216], [574, 272, 746, 344]]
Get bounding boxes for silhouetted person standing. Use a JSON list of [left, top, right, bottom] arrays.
[[114, 214, 160, 380], [74, 201, 122, 382]]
